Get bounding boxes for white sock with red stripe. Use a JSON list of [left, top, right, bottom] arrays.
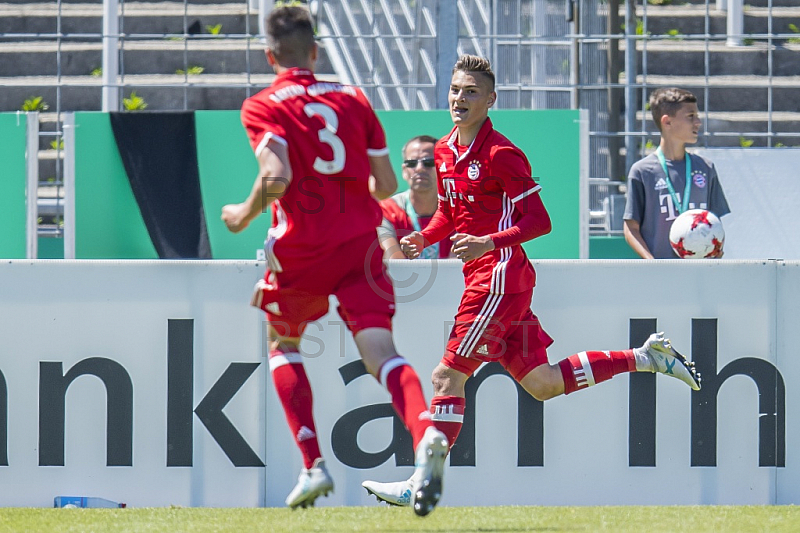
[[378, 356, 433, 450], [430, 396, 466, 449], [269, 348, 321, 469]]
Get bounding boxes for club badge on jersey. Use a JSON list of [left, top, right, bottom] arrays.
[[467, 160, 482, 180]]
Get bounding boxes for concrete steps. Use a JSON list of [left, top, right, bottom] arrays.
[[638, 5, 800, 37], [631, 74, 800, 113], [636, 110, 800, 147], [1, 72, 346, 113], [619, 0, 800, 149], [628, 40, 800, 77], [0, 0, 334, 114], [0, 2, 258, 37], [680, 0, 798, 7], [0, 39, 269, 77]]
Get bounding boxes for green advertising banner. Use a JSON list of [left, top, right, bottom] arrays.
[[73, 112, 157, 258], [0, 113, 29, 258], [72, 110, 581, 259]]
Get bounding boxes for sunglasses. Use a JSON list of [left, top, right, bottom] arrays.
[[403, 158, 436, 168]]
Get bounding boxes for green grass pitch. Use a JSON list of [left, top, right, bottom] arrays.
[[1, 505, 799, 532]]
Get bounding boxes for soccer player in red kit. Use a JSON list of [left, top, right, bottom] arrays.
[[221, 5, 447, 515], [362, 54, 701, 506]]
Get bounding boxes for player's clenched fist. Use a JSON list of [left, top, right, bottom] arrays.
[[450, 233, 495, 263], [221, 203, 251, 233], [399, 231, 426, 259]]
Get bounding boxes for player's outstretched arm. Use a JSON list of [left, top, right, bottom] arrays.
[[369, 154, 398, 200], [222, 141, 292, 233]]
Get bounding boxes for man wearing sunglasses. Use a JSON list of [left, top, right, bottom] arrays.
[[378, 135, 455, 260]]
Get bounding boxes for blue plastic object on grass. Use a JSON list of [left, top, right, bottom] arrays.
[[54, 496, 126, 508]]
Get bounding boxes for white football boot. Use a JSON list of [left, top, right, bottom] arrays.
[[637, 332, 701, 390], [410, 427, 448, 517], [362, 478, 413, 507], [285, 458, 334, 509]]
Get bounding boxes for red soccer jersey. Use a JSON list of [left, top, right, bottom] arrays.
[[433, 118, 541, 293], [240, 68, 389, 271]]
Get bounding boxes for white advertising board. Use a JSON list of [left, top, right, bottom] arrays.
[[695, 148, 800, 260], [0, 259, 795, 507]]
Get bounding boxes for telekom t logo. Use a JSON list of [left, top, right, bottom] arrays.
[[443, 178, 474, 207]]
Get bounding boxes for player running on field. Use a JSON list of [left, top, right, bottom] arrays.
[[362, 54, 701, 506], [221, 5, 447, 516]]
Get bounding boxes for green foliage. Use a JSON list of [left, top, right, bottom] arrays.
[[788, 23, 800, 44], [645, 139, 656, 150], [50, 139, 64, 150], [123, 92, 148, 111], [21, 96, 49, 112], [666, 29, 683, 40], [648, 0, 672, 5], [743, 38, 755, 46], [621, 19, 648, 35], [176, 66, 205, 75], [206, 24, 223, 35], [91, 67, 102, 77], [274, 0, 308, 7], [739, 136, 755, 148]]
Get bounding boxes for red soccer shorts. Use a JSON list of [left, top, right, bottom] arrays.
[[442, 287, 554, 381], [251, 232, 394, 338]]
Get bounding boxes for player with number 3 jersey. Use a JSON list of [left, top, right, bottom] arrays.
[[240, 66, 387, 269], [222, 5, 448, 516]]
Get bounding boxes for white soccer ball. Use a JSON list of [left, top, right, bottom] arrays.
[[669, 209, 725, 259]]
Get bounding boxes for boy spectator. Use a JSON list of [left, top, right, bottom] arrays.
[[624, 87, 731, 259]]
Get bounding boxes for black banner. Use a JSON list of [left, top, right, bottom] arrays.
[[110, 112, 212, 259]]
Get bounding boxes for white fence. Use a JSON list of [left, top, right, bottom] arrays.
[[0, 259, 797, 507]]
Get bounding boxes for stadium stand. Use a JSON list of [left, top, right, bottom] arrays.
[[0, 0, 797, 247]]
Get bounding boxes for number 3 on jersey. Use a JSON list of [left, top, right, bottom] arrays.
[[304, 103, 345, 175]]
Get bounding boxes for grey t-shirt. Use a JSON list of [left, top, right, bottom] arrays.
[[624, 151, 731, 258]]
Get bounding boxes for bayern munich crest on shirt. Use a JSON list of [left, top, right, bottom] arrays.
[[467, 160, 481, 180], [692, 171, 707, 188]]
